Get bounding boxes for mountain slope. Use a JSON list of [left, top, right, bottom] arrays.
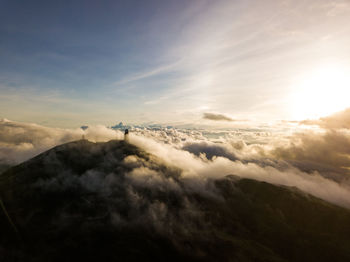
[[1, 140, 350, 261]]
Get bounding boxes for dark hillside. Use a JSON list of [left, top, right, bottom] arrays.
[[1, 140, 350, 261]]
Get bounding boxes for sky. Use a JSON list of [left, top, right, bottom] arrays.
[[1, 0, 350, 127], [2, 0, 350, 213]]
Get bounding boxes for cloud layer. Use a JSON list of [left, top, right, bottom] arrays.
[[4, 137, 350, 261], [2, 115, 350, 209]]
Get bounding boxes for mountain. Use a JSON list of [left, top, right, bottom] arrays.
[[0, 163, 11, 175], [1, 140, 350, 262], [111, 122, 130, 130]]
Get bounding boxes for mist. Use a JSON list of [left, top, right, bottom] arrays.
[[2, 117, 350, 209]]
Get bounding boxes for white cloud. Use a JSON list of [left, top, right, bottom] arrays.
[[2, 118, 350, 209]]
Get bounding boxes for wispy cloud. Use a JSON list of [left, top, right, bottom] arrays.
[[112, 60, 183, 87]]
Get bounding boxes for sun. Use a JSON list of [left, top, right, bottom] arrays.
[[291, 64, 350, 120]]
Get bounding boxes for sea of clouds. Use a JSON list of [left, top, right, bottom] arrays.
[[1, 108, 350, 209]]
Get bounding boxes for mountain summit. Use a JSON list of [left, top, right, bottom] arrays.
[[1, 140, 350, 262]]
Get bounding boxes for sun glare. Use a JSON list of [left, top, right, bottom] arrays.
[[291, 64, 350, 120]]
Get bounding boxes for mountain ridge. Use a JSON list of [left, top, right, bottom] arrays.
[[1, 139, 350, 261]]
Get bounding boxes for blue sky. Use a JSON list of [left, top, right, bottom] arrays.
[[1, 0, 350, 127]]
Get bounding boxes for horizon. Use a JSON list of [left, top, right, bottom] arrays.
[[2, 1, 350, 260]]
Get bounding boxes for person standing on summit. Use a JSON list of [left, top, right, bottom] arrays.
[[124, 129, 129, 142]]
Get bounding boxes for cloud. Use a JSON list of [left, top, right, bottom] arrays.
[[3, 118, 350, 209], [128, 132, 350, 208], [271, 130, 350, 177], [182, 141, 239, 162], [4, 118, 350, 262], [301, 108, 350, 129], [203, 113, 234, 122], [278, 108, 350, 179], [112, 60, 182, 86], [0, 119, 123, 164]]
